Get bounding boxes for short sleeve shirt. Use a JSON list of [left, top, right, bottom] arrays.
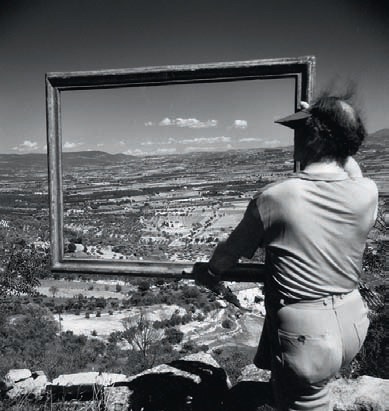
[[225, 171, 378, 300]]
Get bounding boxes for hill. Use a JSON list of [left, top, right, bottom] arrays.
[[365, 128, 389, 148], [0, 151, 134, 170]]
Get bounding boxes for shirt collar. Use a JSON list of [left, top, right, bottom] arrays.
[[296, 171, 349, 181]]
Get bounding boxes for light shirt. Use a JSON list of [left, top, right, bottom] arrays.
[[224, 172, 378, 300]]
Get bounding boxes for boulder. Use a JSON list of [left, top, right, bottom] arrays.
[[2, 369, 47, 400], [329, 376, 389, 411], [117, 352, 229, 411], [3, 369, 32, 386], [223, 365, 274, 411], [238, 364, 271, 383], [49, 371, 128, 402]]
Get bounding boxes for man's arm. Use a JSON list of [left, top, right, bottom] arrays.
[[209, 198, 265, 275]]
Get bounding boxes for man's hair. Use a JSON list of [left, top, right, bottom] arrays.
[[301, 90, 367, 165]]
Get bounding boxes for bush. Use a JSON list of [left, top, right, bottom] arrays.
[[164, 327, 184, 345], [222, 319, 233, 329]]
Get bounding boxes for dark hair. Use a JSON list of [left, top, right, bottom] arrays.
[[301, 90, 367, 166]]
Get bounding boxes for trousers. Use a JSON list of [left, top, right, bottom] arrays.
[[255, 289, 369, 411]]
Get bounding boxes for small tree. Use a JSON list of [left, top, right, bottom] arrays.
[[49, 285, 59, 298], [121, 311, 163, 369]]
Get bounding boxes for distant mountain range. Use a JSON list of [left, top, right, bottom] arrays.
[[366, 128, 389, 147], [0, 129, 387, 168]]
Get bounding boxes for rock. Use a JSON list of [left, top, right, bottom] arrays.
[[224, 365, 274, 411], [52, 372, 128, 387], [4, 369, 32, 386], [104, 386, 132, 411], [329, 376, 389, 411], [49, 372, 128, 402], [120, 352, 229, 411], [238, 364, 271, 383], [2, 369, 47, 400]]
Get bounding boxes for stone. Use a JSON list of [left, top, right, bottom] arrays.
[[4, 369, 32, 386], [238, 364, 271, 383], [104, 386, 133, 411], [329, 376, 389, 411], [52, 371, 128, 387], [49, 372, 128, 402], [7, 375, 48, 400], [121, 352, 229, 411]]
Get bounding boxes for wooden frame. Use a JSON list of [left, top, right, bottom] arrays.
[[46, 56, 316, 280]]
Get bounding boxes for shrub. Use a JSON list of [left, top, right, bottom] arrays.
[[85, 312, 90, 319], [222, 319, 233, 329], [164, 327, 184, 345]]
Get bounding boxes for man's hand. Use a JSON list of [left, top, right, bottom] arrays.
[[193, 262, 222, 293]]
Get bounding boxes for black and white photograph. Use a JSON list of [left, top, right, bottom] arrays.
[[0, 1, 387, 410]]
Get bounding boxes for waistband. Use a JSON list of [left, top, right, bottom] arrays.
[[267, 288, 360, 309]]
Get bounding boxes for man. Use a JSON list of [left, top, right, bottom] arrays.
[[201, 93, 378, 410]]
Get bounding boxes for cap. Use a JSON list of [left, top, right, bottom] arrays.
[[275, 108, 311, 129]]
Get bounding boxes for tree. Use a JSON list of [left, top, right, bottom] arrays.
[[0, 241, 46, 297], [49, 285, 59, 298], [121, 311, 163, 369]]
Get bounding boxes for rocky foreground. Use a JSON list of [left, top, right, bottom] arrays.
[[1, 353, 387, 411]]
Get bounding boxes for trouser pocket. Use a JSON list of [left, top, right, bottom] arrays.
[[343, 315, 370, 366], [278, 329, 341, 385]]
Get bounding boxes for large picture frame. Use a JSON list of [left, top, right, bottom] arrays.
[[46, 56, 316, 280]]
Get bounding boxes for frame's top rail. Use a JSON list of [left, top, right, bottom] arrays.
[[46, 56, 316, 90]]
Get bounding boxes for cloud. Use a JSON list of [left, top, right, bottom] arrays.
[[144, 121, 154, 127], [263, 139, 281, 147], [12, 140, 39, 152], [239, 137, 262, 142], [122, 148, 146, 156], [181, 136, 231, 145], [63, 141, 84, 150], [233, 119, 248, 129], [97, 143, 104, 147], [156, 148, 177, 155], [158, 117, 218, 128]]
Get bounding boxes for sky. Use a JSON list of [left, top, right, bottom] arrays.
[[0, 0, 388, 155]]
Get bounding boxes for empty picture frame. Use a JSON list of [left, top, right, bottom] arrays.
[[46, 56, 316, 279]]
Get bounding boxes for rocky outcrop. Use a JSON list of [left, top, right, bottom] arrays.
[[329, 376, 389, 411], [115, 352, 230, 411], [2, 369, 47, 400], [1, 359, 388, 410], [49, 371, 128, 402]]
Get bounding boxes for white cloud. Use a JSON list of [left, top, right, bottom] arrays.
[[263, 139, 281, 147], [12, 140, 39, 152], [156, 148, 177, 155], [63, 141, 84, 150], [158, 117, 218, 128], [239, 137, 262, 143], [233, 119, 248, 129], [181, 136, 230, 145], [144, 121, 154, 127], [97, 143, 104, 147], [122, 148, 146, 156], [159, 118, 172, 126]]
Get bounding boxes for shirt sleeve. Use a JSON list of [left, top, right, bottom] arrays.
[[223, 198, 265, 259]]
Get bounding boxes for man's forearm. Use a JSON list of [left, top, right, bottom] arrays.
[[209, 241, 240, 275]]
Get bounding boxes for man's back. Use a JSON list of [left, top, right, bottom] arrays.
[[256, 171, 378, 300]]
